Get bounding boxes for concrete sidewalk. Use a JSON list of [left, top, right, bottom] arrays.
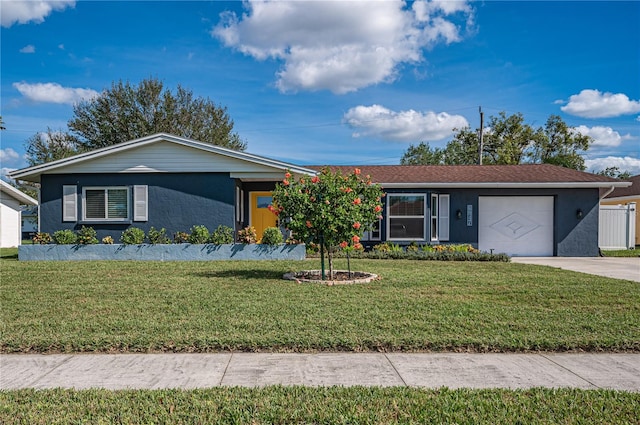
[[512, 257, 640, 282], [2, 353, 639, 391]]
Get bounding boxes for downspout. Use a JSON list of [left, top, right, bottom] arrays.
[[600, 185, 616, 201]]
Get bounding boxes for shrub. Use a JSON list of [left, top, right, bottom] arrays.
[[52, 229, 77, 245], [285, 237, 303, 245], [406, 241, 420, 252], [102, 236, 114, 244], [372, 242, 403, 253], [261, 227, 283, 245], [174, 232, 189, 244], [32, 232, 52, 245], [76, 226, 98, 245], [120, 227, 145, 245], [188, 225, 210, 244], [148, 227, 171, 244], [209, 225, 234, 244], [238, 226, 257, 244], [422, 243, 479, 254]]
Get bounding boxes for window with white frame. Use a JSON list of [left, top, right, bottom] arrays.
[[362, 218, 381, 241], [387, 194, 426, 240], [430, 194, 439, 241], [430, 193, 450, 242], [82, 187, 130, 221]]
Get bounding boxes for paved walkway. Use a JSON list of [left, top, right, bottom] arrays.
[[2, 353, 639, 391], [512, 257, 640, 282]]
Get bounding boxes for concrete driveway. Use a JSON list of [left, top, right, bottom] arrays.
[[512, 257, 640, 282]]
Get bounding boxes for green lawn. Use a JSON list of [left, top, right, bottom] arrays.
[[601, 248, 640, 257], [2, 258, 638, 353], [1, 387, 638, 424]]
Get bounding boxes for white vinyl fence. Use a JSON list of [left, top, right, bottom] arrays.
[[599, 203, 636, 250]]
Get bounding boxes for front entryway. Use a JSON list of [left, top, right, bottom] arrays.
[[250, 191, 277, 241]]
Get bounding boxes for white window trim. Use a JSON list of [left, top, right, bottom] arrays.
[[362, 218, 382, 242], [240, 189, 244, 223], [236, 186, 241, 223], [82, 186, 131, 222], [62, 185, 77, 222], [386, 193, 427, 241], [430, 193, 450, 242], [438, 194, 450, 242], [133, 185, 148, 222], [430, 193, 439, 242]]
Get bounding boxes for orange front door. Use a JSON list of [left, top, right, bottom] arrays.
[[250, 191, 277, 241]]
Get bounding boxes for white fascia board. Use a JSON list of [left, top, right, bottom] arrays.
[[0, 180, 38, 205], [379, 182, 633, 189], [8, 132, 317, 181], [603, 195, 640, 203]]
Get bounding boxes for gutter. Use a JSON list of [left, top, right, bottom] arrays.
[[380, 182, 632, 190], [599, 185, 617, 201]]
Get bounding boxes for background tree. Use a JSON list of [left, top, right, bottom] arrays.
[[482, 112, 536, 165], [24, 128, 80, 166], [400, 112, 592, 170], [23, 78, 246, 166], [400, 142, 445, 165], [596, 167, 632, 180], [270, 167, 384, 280], [528, 115, 591, 170], [0, 116, 6, 130], [69, 78, 245, 151], [442, 127, 481, 165]]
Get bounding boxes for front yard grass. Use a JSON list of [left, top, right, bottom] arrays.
[[1, 387, 638, 424], [2, 258, 638, 353], [601, 248, 639, 257]]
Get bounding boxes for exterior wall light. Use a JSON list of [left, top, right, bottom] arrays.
[[456, 209, 463, 219], [576, 209, 583, 219]]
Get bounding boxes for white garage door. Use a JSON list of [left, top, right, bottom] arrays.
[[479, 196, 554, 256]]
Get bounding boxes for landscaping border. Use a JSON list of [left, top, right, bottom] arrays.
[[18, 243, 306, 261]]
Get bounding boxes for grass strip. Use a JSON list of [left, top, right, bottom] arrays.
[[601, 249, 640, 257], [1, 387, 638, 424], [2, 259, 639, 353]]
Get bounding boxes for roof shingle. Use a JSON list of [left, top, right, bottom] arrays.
[[308, 164, 621, 184]]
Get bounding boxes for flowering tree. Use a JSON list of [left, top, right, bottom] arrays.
[[270, 167, 384, 279]]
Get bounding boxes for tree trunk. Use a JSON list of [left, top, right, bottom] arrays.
[[328, 246, 334, 280]]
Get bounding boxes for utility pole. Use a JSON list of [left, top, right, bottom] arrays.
[[478, 106, 484, 165]]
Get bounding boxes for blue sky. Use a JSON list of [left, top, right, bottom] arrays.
[[2, 0, 639, 177]]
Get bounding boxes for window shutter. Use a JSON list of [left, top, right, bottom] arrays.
[[62, 185, 77, 222], [438, 194, 450, 241], [133, 185, 148, 221]]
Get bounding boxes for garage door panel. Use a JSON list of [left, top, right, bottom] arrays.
[[479, 197, 553, 256]]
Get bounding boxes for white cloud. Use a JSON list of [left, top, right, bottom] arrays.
[[573, 125, 632, 148], [0, 148, 21, 164], [343, 104, 469, 142], [1, 168, 19, 181], [19, 44, 35, 53], [213, 0, 473, 94], [561, 89, 640, 118], [13, 82, 99, 105], [585, 156, 640, 175], [1, 0, 75, 28]]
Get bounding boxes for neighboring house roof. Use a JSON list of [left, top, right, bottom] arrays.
[[0, 180, 38, 205], [310, 164, 629, 189], [8, 133, 317, 183], [604, 174, 639, 200]]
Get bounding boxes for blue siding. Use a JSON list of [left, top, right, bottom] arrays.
[[40, 173, 601, 256], [40, 173, 235, 241], [381, 187, 600, 256]]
